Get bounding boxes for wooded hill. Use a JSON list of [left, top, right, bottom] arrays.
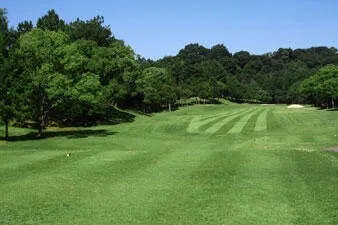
[[1, 9, 338, 138]]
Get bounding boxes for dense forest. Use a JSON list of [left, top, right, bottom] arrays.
[[1, 9, 338, 138]]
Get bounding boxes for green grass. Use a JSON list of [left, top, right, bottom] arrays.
[[1, 104, 338, 225], [254, 108, 270, 132], [227, 107, 262, 134]]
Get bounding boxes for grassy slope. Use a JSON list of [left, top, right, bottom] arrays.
[[0, 103, 338, 225]]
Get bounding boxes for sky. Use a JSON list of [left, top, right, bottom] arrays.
[[2, 0, 338, 59]]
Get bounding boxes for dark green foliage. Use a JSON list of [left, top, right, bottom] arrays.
[[0, 8, 8, 56], [16, 20, 33, 39], [0, 9, 18, 139], [16, 29, 71, 135], [150, 43, 338, 104], [67, 16, 114, 46], [36, 9, 66, 32], [233, 51, 251, 68], [300, 64, 338, 107], [136, 67, 177, 111], [14, 28, 137, 132], [209, 44, 231, 60], [178, 43, 210, 64], [2, 8, 338, 139]]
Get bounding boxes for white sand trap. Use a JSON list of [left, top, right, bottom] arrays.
[[287, 104, 304, 109]]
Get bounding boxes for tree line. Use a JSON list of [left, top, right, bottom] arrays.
[[1, 9, 337, 139], [150, 44, 338, 105]]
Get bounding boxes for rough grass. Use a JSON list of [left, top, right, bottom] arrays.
[[0, 104, 338, 225]]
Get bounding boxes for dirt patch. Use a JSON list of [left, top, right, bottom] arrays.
[[287, 104, 304, 109], [323, 147, 338, 152]]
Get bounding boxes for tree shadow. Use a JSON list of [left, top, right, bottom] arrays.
[[1, 129, 117, 142], [52, 108, 137, 127], [316, 107, 338, 111], [124, 109, 152, 117], [106, 108, 139, 122]]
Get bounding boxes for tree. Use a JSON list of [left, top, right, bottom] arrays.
[[136, 67, 177, 112], [36, 9, 66, 31], [0, 8, 8, 56], [0, 56, 13, 139], [67, 16, 114, 46], [209, 44, 231, 60], [57, 38, 137, 120], [301, 64, 338, 107], [178, 43, 210, 64], [225, 75, 243, 100], [287, 82, 303, 104], [194, 60, 226, 100], [16, 29, 70, 135], [0, 8, 16, 139], [233, 51, 251, 68], [17, 20, 33, 36]]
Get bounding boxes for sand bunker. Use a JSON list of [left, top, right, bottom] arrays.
[[287, 104, 304, 109]]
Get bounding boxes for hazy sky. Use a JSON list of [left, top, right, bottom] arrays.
[[2, 0, 338, 59]]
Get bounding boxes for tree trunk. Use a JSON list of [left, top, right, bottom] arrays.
[[168, 103, 171, 112], [37, 94, 46, 137], [332, 97, 335, 108], [37, 124, 42, 137], [37, 116, 46, 137], [5, 119, 9, 140]]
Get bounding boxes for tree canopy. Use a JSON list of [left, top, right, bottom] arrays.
[[301, 64, 338, 107], [1, 8, 338, 138]]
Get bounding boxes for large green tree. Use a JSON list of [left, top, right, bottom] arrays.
[[16, 29, 70, 135], [301, 64, 338, 107], [0, 8, 17, 139], [67, 16, 114, 46], [136, 67, 177, 112], [36, 9, 66, 31]]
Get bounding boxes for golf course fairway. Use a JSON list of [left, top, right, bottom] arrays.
[[1, 103, 337, 225]]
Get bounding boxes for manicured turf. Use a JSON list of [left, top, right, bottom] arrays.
[[1, 103, 338, 225]]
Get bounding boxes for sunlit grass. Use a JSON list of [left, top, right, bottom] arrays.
[[1, 104, 338, 224]]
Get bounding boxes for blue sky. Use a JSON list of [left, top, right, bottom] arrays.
[[2, 0, 338, 59]]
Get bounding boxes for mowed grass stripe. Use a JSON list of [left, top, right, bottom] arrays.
[[254, 108, 270, 132], [240, 109, 265, 134], [228, 108, 261, 134], [1, 103, 338, 225], [267, 109, 281, 131], [0, 151, 62, 170], [186, 108, 246, 133], [198, 109, 248, 132], [0, 150, 174, 225], [0, 150, 101, 185], [94, 148, 217, 224], [204, 108, 255, 134], [143, 148, 248, 224], [220, 150, 295, 224], [277, 150, 338, 224]]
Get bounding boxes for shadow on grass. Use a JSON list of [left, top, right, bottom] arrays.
[[326, 108, 338, 111], [44, 108, 137, 127], [124, 109, 152, 117], [100, 108, 137, 124], [1, 129, 117, 142]]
